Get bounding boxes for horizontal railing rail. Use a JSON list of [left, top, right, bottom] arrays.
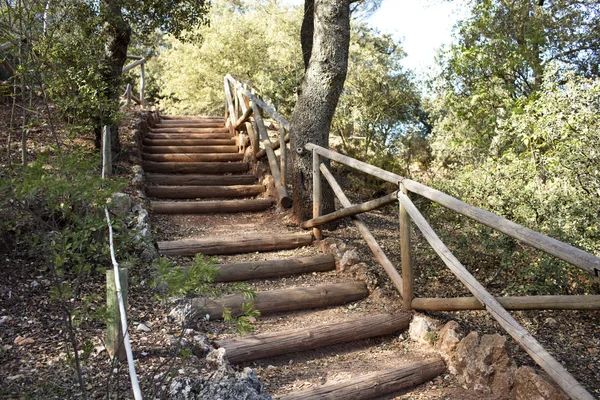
[[304, 142, 598, 400]]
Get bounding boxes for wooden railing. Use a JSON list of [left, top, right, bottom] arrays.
[[303, 143, 599, 400], [223, 74, 291, 208], [122, 55, 146, 108]]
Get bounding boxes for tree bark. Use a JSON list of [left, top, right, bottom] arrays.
[[95, 0, 131, 156], [301, 0, 315, 69], [290, 0, 351, 223]]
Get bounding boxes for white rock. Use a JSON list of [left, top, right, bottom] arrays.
[[137, 323, 151, 332]]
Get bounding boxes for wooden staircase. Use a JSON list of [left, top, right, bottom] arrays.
[[144, 115, 446, 399]]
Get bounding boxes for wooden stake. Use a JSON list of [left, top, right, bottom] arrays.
[[320, 164, 404, 297], [312, 149, 323, 240], [102, 125, 111, 178], [399, 183, 413, 310], [106, 267, 128, 361]]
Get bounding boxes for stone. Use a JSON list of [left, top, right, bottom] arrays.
[[318, 237, 347, 260], [409, 314, 438, 346], [136, 323, 151, 332], [510, 366, 567, 400], [339, 249, 361, 272], [454, 332, 515, 396], [436, 320, 462, 370], [109, 193, 132, 216], [140, 246, 158, 263]]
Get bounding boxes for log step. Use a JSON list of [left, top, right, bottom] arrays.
[[150, 127, 229, 134], [213, 254, 336, 282], [142, 161, 249, 174], [142, 145, 239, 154], [146, 174, 257, 186], [142, 153, 244, 163], [151, 199, 273, 214], [161, 115, 223, 121], [143, 138, 235, 146], [215, 311, 407, 363], [158, 232, 313, 256], [146, 184, 265, 199], [198, 282, 369, 322], [147, 132, 233, 140], [276, 359, 446, 400], [154, 122, 224, 128]]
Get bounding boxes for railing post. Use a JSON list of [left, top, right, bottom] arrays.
[[102, 125, 112, 178], [126, 83, 132, 106], [313, 149, 323, 240], [139, 62, 145, 108], [280, 127, 287, 186], [399, 182, 413, 310]]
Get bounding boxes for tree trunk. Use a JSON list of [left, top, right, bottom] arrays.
[[301, 0, 315, 69], [95, 0, 131, 157], [290, 0, 351, 223]]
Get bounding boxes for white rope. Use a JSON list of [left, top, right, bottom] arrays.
[[104, 208, 143, 400], [102, 126, 143, 399]]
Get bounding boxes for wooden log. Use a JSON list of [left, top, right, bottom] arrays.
[[139, 62, 145, 108], [142, 153, 244, 163], [252, 103, 291, 208], [142, 145, 239, 154], [234, 93, 253, 130], [146, 132, 232, 140], [161, 115, 224, 121], [214, 254, 336, 282], [320, 164, 404, 297], [142, 161, 249, 174], [399, 183, 413, 310], [226, 74, 291, 130], [412, 295, 600, 311], [102, 126, 111, 177], [277, 359, 445, 400], [149, 127, 230, 134], [301, 191, 398, 229], [143, 138, 235, 146], [200, 282, 368, 323], [216, 311, 407, 363], [224, 76, 238, 127], [158, 232, 313, 256], [146, 184, 265, 199], [122, 58, 145, 73], [312, 149, 323, 240], [146, 174, 257, 186], [151, 199, 273, 214], [256, 132, 290, 159], [106, 268, 128, 361], [155, 122, 224, 128], [280, 128, 287, 186], [305, 143, 600, 275], [397, 191, 594, 400]]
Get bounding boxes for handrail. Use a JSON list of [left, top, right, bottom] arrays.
[[303, 142, 598, 400], [122, 56, 146, 108], [305, 143, 600, 275], [223, 74, 292, 208]]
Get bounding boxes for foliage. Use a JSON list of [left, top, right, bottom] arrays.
[[148, 0, 304, 116], [0, 149, 129, 277], [152, 255, 260, 333], [429, 68, 600, 295], [332, 22, 429, 180]]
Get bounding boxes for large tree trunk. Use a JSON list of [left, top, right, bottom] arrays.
[[95, 0, 131, 156], [290, 0, 351, 223]]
